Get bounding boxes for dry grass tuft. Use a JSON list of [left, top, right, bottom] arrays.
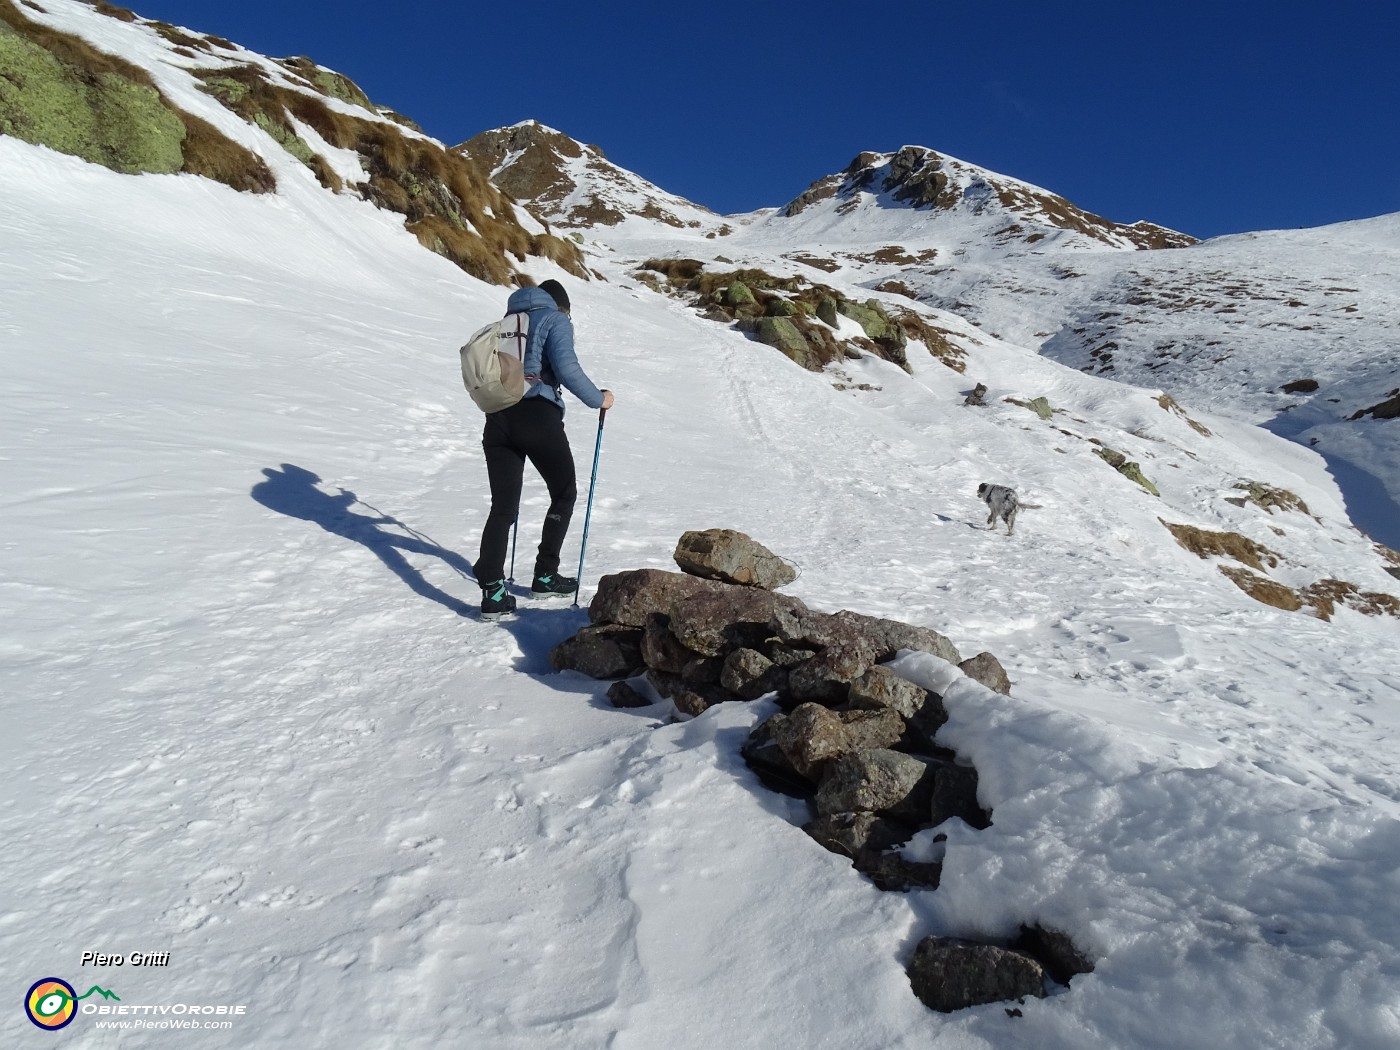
[[84, 0, 136, 21], [177, 111, 275, 192], [1218, 567, 1304, 612], [409, 217, 514, 286], [641, 258, 706, 282], [1301, 579, 1400, 620], [897, 310, 965, 373], [190, 67, 584, 283], [876, 280, 918, 299], [1162, 520, 1280, 572], [151, 21, 212, 51], [1, 2, 274, 193], [1231, 481, 1310, 516], [2, 0, 150, 78], [1156, 393, 1212, 436], [307, 153, 341, 192]]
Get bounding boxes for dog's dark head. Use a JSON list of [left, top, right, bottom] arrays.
[[976, 483, 990, 499]]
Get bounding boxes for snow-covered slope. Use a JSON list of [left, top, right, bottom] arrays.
[[862, 214, 1400, 547], [4, 4, 1400, 1049]]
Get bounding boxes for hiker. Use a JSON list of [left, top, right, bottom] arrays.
[[474, 279, 614, 618]]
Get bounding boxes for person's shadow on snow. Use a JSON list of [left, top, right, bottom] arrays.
[[252, 463, 475, 616]]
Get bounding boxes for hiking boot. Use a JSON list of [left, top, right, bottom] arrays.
[[480, 579, 516, 620], [530, 573, 578, 599]]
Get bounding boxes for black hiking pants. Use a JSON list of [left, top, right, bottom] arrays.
[[475, 396, 578, 585]]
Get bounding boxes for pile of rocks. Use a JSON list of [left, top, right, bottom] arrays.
[[550, 529, 1091, 1013]]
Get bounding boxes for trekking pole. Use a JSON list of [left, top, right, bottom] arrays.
[[572, 407, 608, 608], [507, 515, 519, 584]]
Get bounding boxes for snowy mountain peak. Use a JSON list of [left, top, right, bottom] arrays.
[[456, 120, 731, 234], [778, 145, 1196, 252]]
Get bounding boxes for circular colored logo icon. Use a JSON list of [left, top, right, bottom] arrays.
[[25, 978, 77, 1030]]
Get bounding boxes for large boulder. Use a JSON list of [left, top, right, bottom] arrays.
[[640, 613, 703, 675], [784, 646, 870, 705], [1013, 925, 1095, 986], [848, 665, 933, 719], [0, 24, 187, 177], [720, 647, 787, 700], [606, 679, 652, 709], [645, 670, 731, 717], [855, 851, 943, 892], [800, 609, 962, 666], [588, 569, 730, 627], [959, 652, 1011, 695], [907, 937, 1046, 1013], [815, 748, 938, 823], [838, 299, 906, 346], [673, 528, 798, 590], [769, 703, 849, 778], [740, 714, 815, 796], [667, 586, 811, 658], [768, 703, 905, 779], [755, 316, 812, 367], [549, 624, 644, 679]]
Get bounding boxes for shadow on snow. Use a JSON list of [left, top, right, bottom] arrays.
[[250, 464, 600, 685], [251, 462, 477, 617]]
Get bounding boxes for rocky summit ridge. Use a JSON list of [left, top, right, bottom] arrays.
[[457, 120, 731, 235], [776, 145, 1196, 252]]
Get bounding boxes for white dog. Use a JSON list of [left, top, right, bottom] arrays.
[[977, 483, 1021, 535]]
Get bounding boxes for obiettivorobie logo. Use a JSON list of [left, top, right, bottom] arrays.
[[24, 978, 120, 1031]]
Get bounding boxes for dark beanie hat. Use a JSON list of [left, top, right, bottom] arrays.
[[539, 279, 570, 312]]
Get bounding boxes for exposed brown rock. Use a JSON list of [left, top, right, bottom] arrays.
[[548, 624, 644, 679], [907, 937, 1046, 1013], [673, 528, 798, 589], [588, 569, 732, 627], [959, 652, 1011, 695], [815, 748, 938, 823], [847, 665, 932, 719]]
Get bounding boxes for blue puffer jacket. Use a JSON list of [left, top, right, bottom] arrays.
[[505, 286, 605, 416]]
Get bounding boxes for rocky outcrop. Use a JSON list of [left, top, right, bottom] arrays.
[[779, 145, 1195, 250], [561, 567, 964, 699], [635, 260, 947, 376], [1094, 446, 1160, 496], [457, 120, 722, 233], [1350, 388, 1400, 421], [550, 534, 1093, 1016], [0, 2, 584, 285], [0, 1, 272, 192]]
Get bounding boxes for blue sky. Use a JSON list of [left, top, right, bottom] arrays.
[[128, 0, 1398, 240]]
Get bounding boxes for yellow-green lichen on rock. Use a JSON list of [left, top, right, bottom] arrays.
[[277, 56, 374, 111], [755, 316, 812, 368], [0, 1, 274, 192], [0, 19, 186, 174], [1096, 447, 1160, 496], [252, 110, 314, 164]]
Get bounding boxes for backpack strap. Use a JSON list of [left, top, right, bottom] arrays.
[[503, 311, 542, 383]]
